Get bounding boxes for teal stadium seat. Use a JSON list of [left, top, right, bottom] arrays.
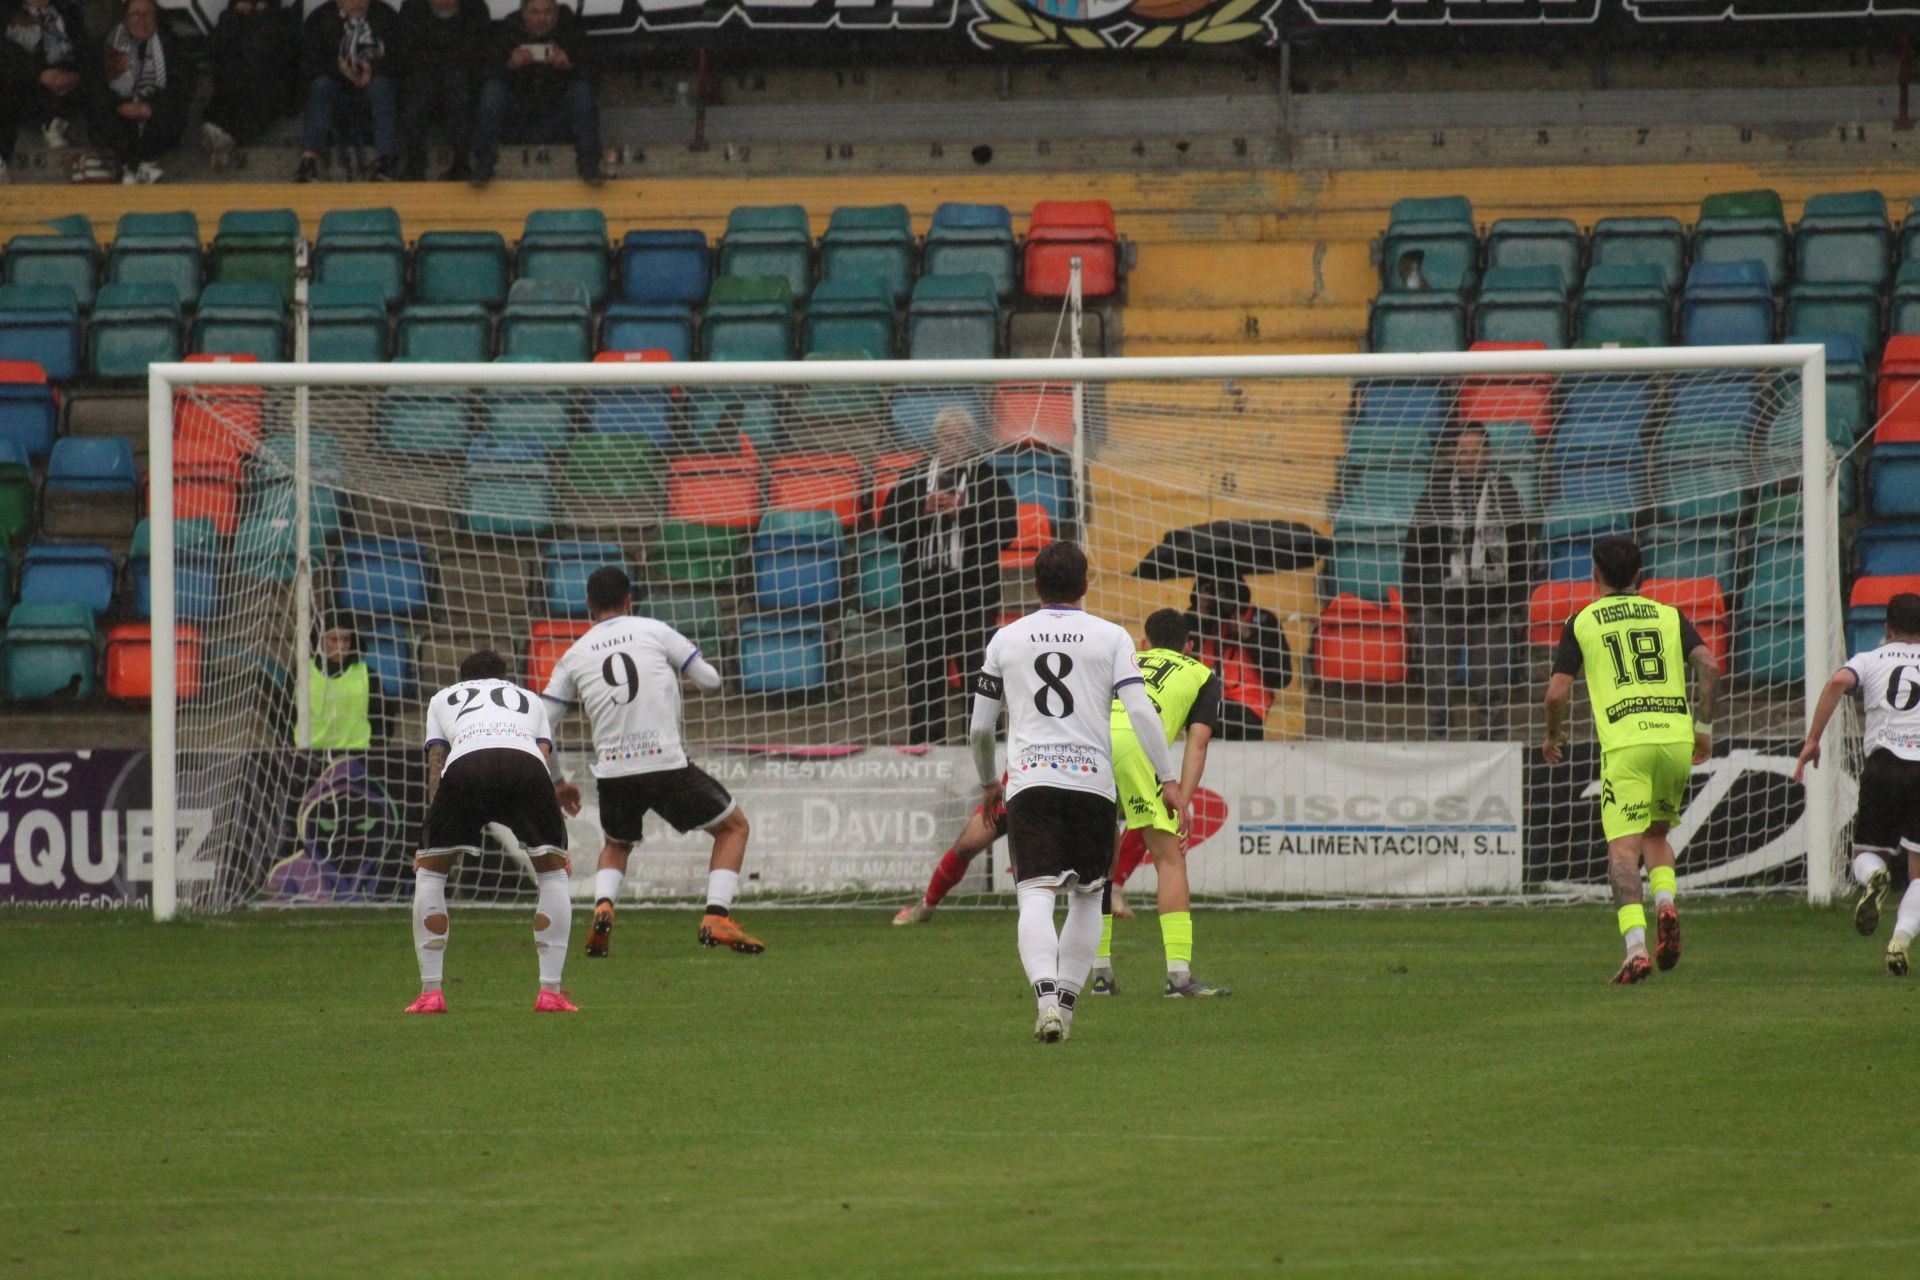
[[1899, 197, 1920, 264], [2, 601, 98, 699], [1795, 190, 1891, 288], [0, 284, 80, 380], [1785, 279, 1882, 357], [1483, 419, 1542, 519], [601, 303, 694, 362], [1691, 189, 1788, 291], [88, 282, 182, 379], [1889, 258, 1920, 336], [210, 209, 300, 305], [379, 370, 471, 457], [856, 531, 903, 612], [924, 203, 1016, 300], [738, 614, 829, 694], [5, 230, 100, 310], [1589, 217, 1686, 293], [1484, 218, 1582, 288], [1472, 265, 1569, 348], [191, 283, 286, 361], [315, 208, 407, 308], [1367, 292, 1466, 353], [1380, 195, 1478, 295], [308, 282, 390, 362], [518, 209, 610, 308], [397, 304, 492, 361], [645, 585, 725, 657], [906, 273, 999, 360], [479, 375, 574, 455], [107, 210, 202, 307], [463, 440, 554, 537], [412, 231, 510, 307], [1577, 264, 1672, 347], [500, 280, 593, 362], [803, 277, 895, 360], [819, 204, 914, 305], [1654, 380, 1756, 523], [703, 276, 794, 362], [1778, 333, 1869, 445], [718, 204, 813, 302]]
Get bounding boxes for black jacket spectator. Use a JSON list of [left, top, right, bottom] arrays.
[[296, 0, 402, 180], [202, 0, 300, 147], [88, 0, 195, 177], [469, 0, 600, 184], [483, 1, 590, 119], [302, 0, 399, 87], [2, 0, 92, 148], [395, 0, 490, 179]]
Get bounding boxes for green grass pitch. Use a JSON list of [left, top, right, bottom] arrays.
[[2, 898, 1913, 1278]]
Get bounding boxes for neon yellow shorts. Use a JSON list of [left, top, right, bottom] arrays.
[[1112, 731, 1178, 834], [1599, 740, 1693, 842]]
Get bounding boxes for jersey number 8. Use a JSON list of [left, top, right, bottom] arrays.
[[1033, 651, 1075, 718]]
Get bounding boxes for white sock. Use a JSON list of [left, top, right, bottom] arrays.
[[594, 866, 623, 905], [1055, 886, 1104, 1024], [1894, 878, 1920, 944], [706, 867, 740, 914], [534, 870, 571, 992], [1623, 926, 1647, 956], [1016, 884, 1060, 1010], [413, 870, 449, 991], [1852, 851, 1890, 887], [1653, 889, 1675, 910]]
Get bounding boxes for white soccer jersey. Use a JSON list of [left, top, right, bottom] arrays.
[[542, 615, 700, 777], [424, 678, 553, 769], [1846, 642, 1920, 760], [980, 606, 1145, 801]]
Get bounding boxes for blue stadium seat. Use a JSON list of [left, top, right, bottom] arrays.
[[1344, 381, 1447, 470], [88, 282, 183, 378], [336, 537, 432, 618], [499, 280, 592, 362], [42, 436, 137, 537], [988, 447, 1072, 529], [463, 440, 554, 537], [1681, 261, 1774, 347], [738, 614, 829, 694], [19, 542, 117, 614], [1857, 522, 1920, 576], [601, 303, 694, 362], [315, 207, 407, 308], [518, 209, 610, 307], [361, 618, 420, 698], [0, 360, 57, 460], [128, 517, 222, 621], [108, 211, 202, 307], [1643, 518, 1739, 585], [1554, 374, 1653, 468], [543, 541, 627, 617], [753, 509, 844, 612], [925, 202, 1016, 300], [1, 601, 97, 699], [412, 231, 509, 307], [0, 284, 81, 380], [618, 230, 710, 305], [1870, 444, 1920, 517], [5, 232, 100, 310], [308, 282, 390, 362], [191, 282, 287, 361], [586, 385, 675, 445], [856, 531, 903, 612]]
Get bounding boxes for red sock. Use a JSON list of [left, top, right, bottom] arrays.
[[924, 849, 971, 906], [1113, 831, 1148, 887]]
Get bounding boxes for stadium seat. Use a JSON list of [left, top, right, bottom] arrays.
[[1588, 217, 1686, 293], [925, 202, 1017, 300], [1870, 443, 1920, 517], [173, 355, 265, 460], [1576, 264, 1673, 347], [412, 231, 510, 307], [1643, 518, 1738, 585], [252, 430, 348, 541], [1847, 574, 1920, 654], [358, 618, 418, 698], [642, 586, 725, 656], [667, 455, 760, 528], [1692, 190, 1789, 291], [336, 537, 432, 618], [210, 209, 299, 305], [1639, 577, 1730, 668], [564, 431, 660, 501], [42, 436, 136, 537], [1313, 592, 1407, 685], [1857, 521, 1920, 576], [1555, 373, 1653, 456], [602, 303, 695, 363], [0, 437, 32, 543], [998, 503, 1054, 572], [988, 447, 1073, 529], [1779, 333, 1869, 445], [655, 519, 744, 585], [0, 547, 8, 622], [585, 363, 676, 446], [4, 231, 100, 310], [315, 208, 407, 308], [107, 211, 202, 307], [518, 209, 610, 308], [462, 440, 554, 537], [789, 372, 886, 456], [907, 273, 999, 360], [753, 509, 844, 611], [767, 453, 863, 527], [704, 276, 795, 362], [396, 304, 492, 361], [618, 230, 710, 305], [525, 618, 590, 690], [19, 541, 117, 614], [479, 378, 573, 455], [0, 284, 81, 380], [891, 385, 982, 447], [1681, 261, 1773, 347], [1024, 199, 1119, 300], [0, 361, 57, 461], [1367, 292, 1467, 353], [856, 531, 903, 612], [1877, 334, 1920, 442], [1380, 196, 1478, 295], [191, 283, 287, 362], [738, 614, 830, 694], [1485, 218, 1582, 287], [128, 517, 221, 621], [718, 205, 814, 302], [1327, 509, 1408, 602], [172, 429, 246, 535], [1527, 581, 1603, 646], [1473, 265, 1570, 348], [500, 280, 593, 362], [1345, 381, 1446, 469], [88, 282, 183, 379], [1, 601, 97, 699], [990, 382, 1075, 449], [819, 204, 915, 305], [1458, 342, 1551, 435], [104, 621, 203, 701], [542, 541, 627, 618], [308, 282, 390, 362], [1784, 281, 1881, 358], [802, 277, 895, 360], [1795, 191, 1891, 288], [379, 377, 471, 457], [685, 387, 780, 453], [1889, 258, 1920, 338], [1539, 507, 1635, 581], [1738, 499, 1807, 677]]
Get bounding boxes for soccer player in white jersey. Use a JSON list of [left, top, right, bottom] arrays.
[[1795, 591, 1920, 974], [969, 542, 1182, 1043], [408, 650, 576, 1014], [543, 566, 764, 957]]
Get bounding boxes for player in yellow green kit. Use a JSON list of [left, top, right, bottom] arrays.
[[1092, 608, 1229, 998], [1542, 537, 1720, 985]]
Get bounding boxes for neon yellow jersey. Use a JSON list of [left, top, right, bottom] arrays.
[[1109, 648, 1219, 746], [1552, 595, 1705, 754]]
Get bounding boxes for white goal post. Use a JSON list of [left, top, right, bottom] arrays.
[[146, 345, 1845, 920]]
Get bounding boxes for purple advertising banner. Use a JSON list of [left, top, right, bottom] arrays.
[[0, 751, 200, 910]]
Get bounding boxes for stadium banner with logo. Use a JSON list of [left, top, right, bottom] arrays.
[[0, 751, 205, 909], [157, 0, 1920, 58]]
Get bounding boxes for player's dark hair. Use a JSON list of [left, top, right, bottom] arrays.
[[1591, 536, 1643, 592], [459, 649, 509, 682], [1888, 592, 1920, 637], [1033, 542, 1088, 604], [586, 566, 632, 615], [1144, 608, 1191, 651]]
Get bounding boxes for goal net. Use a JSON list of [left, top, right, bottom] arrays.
[[147, 348, 1851, 917]]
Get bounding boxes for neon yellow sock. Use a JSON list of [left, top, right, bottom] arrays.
[[1649, 866, 1676, 903], [1161, 911, 1193, 973], [1097, 912, 1113, 962], [1618, 903, 1647, 936]]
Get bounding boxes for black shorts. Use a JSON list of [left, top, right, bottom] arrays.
[[597, 764, 735, 844], [1005, 787, 1117, 890], [421, 748, 568, 857], [1854, 749, 1920, 854]]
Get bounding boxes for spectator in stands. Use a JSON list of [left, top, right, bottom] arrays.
[[201, 0, 300, 153], [293, 0, 401, 183], [2, 0, 91, 160], [469, 0, 601, 189], [1188, 577, 1291, 741], [88, 0, 193, 184], [303, 615, 391, 749], [1403, 423, 1531, 740], [396, 0, 489, 181], [880, 407, 1021, 746]]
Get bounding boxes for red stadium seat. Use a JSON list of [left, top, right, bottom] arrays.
[[594, 349, 674, 363], [1024, 200, 1118, 299], [1460, 341, 1553, 436], [991, 382, 1075, 449], [1851, 574, 1920, 608], [869, 450, 923, 524], [1314, 592, 1407, 685], [1641, 577, 1729, 668], [767, 452, 863, 528], [667, 455, 761, 528], [525, 618, 591, 690], [998, 503, 1054, 571], [105, 622, 202, 701], [1528, 581, 1603, 646], [172, 431, 245, 534], [175, 352, 264, 455], [1878, 335, 1920, 443]]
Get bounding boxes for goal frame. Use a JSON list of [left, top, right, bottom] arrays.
[[145, 345, 1835, 920]]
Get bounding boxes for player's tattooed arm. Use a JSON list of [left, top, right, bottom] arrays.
[[425, 743, 448, 804], [1541, 673, 1573, 764], [1688, 644, 1722, 763]]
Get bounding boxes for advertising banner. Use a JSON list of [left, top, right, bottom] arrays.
[[0, 752, 212, 909]]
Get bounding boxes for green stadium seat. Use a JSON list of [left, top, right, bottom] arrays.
[[1367, 292, 1467, 353], [210, 209, 300, 305], [654, 519, 744, 586], [564, 431, 660, 500], [315, 208, 407, 308], [108, 211, 202, 307], [4, 232, 100, 310], [0, 436, 31, 543], [703, 275, 794, 362], [1576, 263, 1672, 347], [906, 273, 999, 360], [2, 601, 98, 700], [1783, 282, 1882, 358], [308, 282, 390, 362], [819, 204, 914, 305], [643, 585, 725, 656], [1472, 265, 1569, 348], [379, 371, 470, 457], [719, 205, 813, 302], [925, 202, 1017, 300], [396, 304, 491, 361], [1795, 191, 1891, 289], [1693, 190, 1789, 290], [500, 280, 593, 362], [803, 276, 895, 360], [1702, 189, 1785, 221], [413, 231, 509, 307], [191, 283, 286, 361], [1588, 216, 1686, 293], [1485, 218, 1582, 288], [88, 282, 182, 379], [519, 209, 611, 307]]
